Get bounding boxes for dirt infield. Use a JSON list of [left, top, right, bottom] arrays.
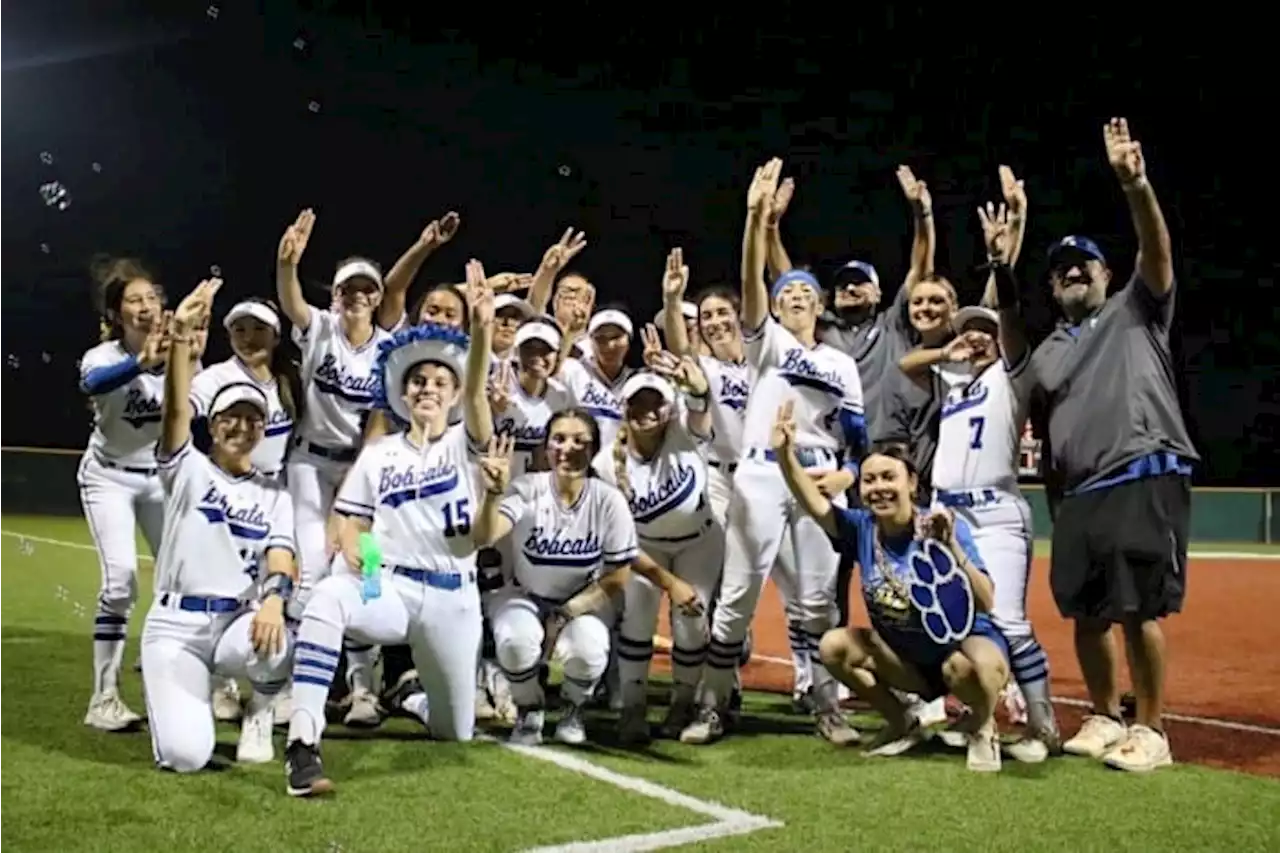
[[659, 555, 1280, 777]]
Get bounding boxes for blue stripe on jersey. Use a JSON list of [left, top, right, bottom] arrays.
[[379, 469, 461, 509], [940, 384, 990, 420], [630, 466, 697, 524], [582, 406, 622, 421], [265, 420, 294, 437], [314, 378, 375, 405], [782, 373, 843, 397], [195, 507, 271, 540], [523, 550, 603, 568]]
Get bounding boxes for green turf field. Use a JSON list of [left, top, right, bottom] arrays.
[[3, 516, 1279, 853]]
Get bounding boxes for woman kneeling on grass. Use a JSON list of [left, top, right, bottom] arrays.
[[772, 402, 1010, 772]]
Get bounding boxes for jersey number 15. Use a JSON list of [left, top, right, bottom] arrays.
[[442, 498, 472, 538]]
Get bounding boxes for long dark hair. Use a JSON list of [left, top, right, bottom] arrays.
[[543, 406, 603, 478], [232, 296, 303, 423], [90, 254, 162, 341], [859, 440, 924, 505], [693, 285, 741, 348]]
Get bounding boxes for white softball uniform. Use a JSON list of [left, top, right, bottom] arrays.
[[708, 317, 865, 713], [595, 420, 723, 709], [141, 441, 296, 772], [490, 473, 638, 709], [78, 340, 169, 697], [189, 358, 293, 477], [931, 352, 1036, 640], [289, 427, 484, 745], [286, 307, 392, 600], [558, 357, 632, 451]]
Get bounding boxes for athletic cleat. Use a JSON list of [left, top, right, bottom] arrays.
[[343, 688, 382, 729], [617, 705, 651, 746], [1064, 714, 1126, 759], [865, 717, 931, 757], [1102, 724, 1173, 773], [236, 694, 275, 764], [509, 708, 545, 746], [555, 705, 588, 746], [679, 707, 725, 745], [816, 711, 861, 747], [659, 699, 697, 740], [212, 680, 242, 723], [915, 695, 950, 728], [966, 726, 1002, 772], [1005, 723, 1062, 764], [272, 683, 293, 727], [381, 670, 424, 720], [725, 689, 743, 729], [84, 692, 143, 732], [285, 741, 333, 797]]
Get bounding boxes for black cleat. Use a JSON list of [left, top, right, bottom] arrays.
[[380, 670, 425, 720], [285, 740, 333, 798]]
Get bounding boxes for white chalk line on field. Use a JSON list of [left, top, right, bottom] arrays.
[[2, 529, 782, 852], [7, 532, 1279, 741]]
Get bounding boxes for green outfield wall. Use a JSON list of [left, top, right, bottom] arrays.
[[2, 448, 1276, 544]]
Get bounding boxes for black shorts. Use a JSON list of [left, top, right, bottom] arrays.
[[1050, 474, 1190, 622]]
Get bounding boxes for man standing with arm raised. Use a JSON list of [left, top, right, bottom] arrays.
[[1032, 118, 1196, 773]]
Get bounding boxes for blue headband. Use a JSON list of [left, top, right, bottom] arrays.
[[770, 269, 821, 300]]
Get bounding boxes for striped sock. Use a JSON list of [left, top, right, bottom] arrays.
[[1008, 636, 1056, 734], [787, 620, 812, 695], [92, 608, 128, 695], [289, 627, 342, 745]]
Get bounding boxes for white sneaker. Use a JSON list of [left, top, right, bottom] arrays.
[[816, 711, 861, 747], [236, 695, 275, 764], [679, 707, 725, 745], [212, 680, 243, 723], [555, 705, 588, 746], [915, 696, 949, 728], [84, 692, 143, 731], [1103, 724, 1173, 773], [273, 684, 293, 727], [865, 717, 931, 758], [509, 709, 544, 746], [342, 688, 382, 729], [967, 725, 1002, 772], [1064, 714, 1126, 759]]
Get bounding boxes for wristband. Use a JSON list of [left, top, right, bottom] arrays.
[[259, 572, 294, 603], [684, 392, 709, 413]]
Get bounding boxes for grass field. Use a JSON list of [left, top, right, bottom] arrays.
[[3, 515, 1279, 853]]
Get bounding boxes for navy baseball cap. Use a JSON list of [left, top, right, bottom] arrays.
[[1048, 235, 1107, 266], [831, 259, 880, 288]]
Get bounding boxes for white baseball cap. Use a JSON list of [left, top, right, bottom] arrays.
[[514, 319, 562, 351], [495, 294, 535, 320], [619, 372, 676, 406], [588, 309, 634, 337], [209, 382, 270, 419], [222, 301, 281, 334], [333, 259, 384, 291], [952, 305, 999, 333], [651, 302, 697, 327]]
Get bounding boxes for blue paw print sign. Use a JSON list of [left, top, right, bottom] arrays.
[[908, 540, 975, 645]]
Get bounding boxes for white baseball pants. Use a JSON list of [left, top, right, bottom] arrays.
[[287, 568, 483, 744], [492, 594, 612, 709], [141, 600, 292, 773], [79, 453, 165, 697]]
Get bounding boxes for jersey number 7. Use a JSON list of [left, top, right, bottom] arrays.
[[968, 416, 985, 450], [442, 498, 472, 537]]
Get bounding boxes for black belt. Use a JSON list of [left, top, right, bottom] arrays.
[[295, 438, 358, 463], [708, 460, 738, 473], [95, 454, 158, 476]]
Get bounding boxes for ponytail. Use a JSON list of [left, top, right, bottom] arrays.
[[613, 422, 633, 501]]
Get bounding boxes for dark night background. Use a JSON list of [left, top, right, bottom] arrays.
[[2, 3, 1275, 484]]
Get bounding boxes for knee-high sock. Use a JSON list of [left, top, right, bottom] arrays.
[[616, 635, 652, 708], [788, 620, 812, 695], [344, 639, 378, 693], [92, 607, 128, 695], [1008, 635, 1056, 733], [670, 642, 707, 703], [288, 622, 343, 745]]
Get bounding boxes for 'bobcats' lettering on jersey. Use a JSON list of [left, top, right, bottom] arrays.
[[578, 385, 622, 421], [122, 388, 163, 428], [523, 526, 603, 568], [495, 418, 547, 452], [265, 408, 294, 436], [314, 354, 378, 403], [780, 348, 846, 396], [629, 461, 697, 523], [941, 382, 990, 420], [377, 461, 460, 508], [718, 374, 750, 411], [196, 485, 271, 540]]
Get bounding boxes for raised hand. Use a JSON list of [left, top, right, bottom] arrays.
[[766, 177, 795, 227], [466, 260, 494, 328], [420, 211, 461, 248], [138, 311, 172, 369], [998, 165, 1027, 216], [941, 336, 974, 363], [479, 433, 515, 495], [564, 303, 589, 338], [1104, 117, 1146, 186], [278, 209, 315, 269], [640, 323, 665, 368], [896, 165, 932, 212], [487, 272, 534, 294], [747, 158, 783, 214], [173, 278, 223, 332], [539, 228, 588, 275], [488, 360, 513, 414], [977, 201, 1012, 263], [771, 399, 796, 451], [653, 354, 709, 397], [662, 248, 689, 301]]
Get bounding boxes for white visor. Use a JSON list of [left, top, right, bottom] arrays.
[[650, 302, 698, 327], [333, 259, 385, 291], [494, 294, 535, 320], [514, 321, 562, 352], [952, 305, 1000, 333], [588, 309, 634, 337], [209, 382, 269, 419], [222, 301, 281, 334], [620, 372, 676, 406]]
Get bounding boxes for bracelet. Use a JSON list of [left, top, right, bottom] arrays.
[[259, 572, 294, 603], [684, 392, 709, 413]]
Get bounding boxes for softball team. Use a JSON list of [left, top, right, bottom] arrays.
[[78, 143, 1143, 788]]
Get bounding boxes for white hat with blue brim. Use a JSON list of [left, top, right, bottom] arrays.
[[374, 323, 470, 425]]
